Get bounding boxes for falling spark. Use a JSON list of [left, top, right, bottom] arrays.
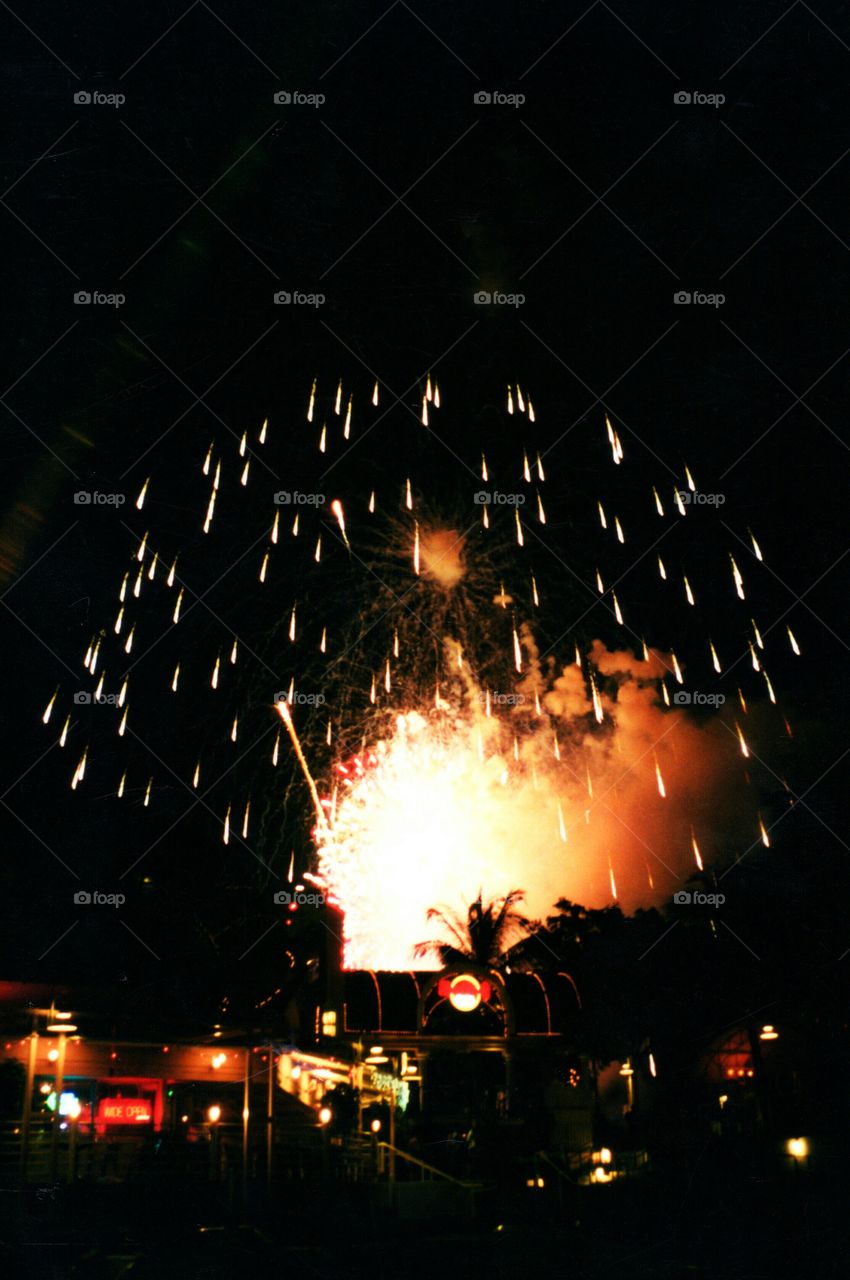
[[59, 715, 70, 747], [512, 625, 522, 673], [709, 640, 721, 674], [202, 443, 213, 476], [749, 528, 763, 561], [413, 522, 420, 575], [787, 626, 800, 655], [272, 732, 280, 766], [289, 606, 297, 642], [671, 651, 683, 683], [661, 681, 670, 706], [674, 489, 686, 517], [213, 461, 221, 492], [231, 716, 238, 743], [684, 466, 696, 492], [319, 424, 327, 453], [482, 504, 489, 529], [370, 674, 376, 704], [516, 384, 525, 413], [434, 382, 441, 408], [372, 380, 379, 406], [421, 397, 429, 426], [203, 490, 216, 533], [135, 477, 150, 510], [598, 501, 607, 530], [751, 619, 764, 650], [292, 513, 299, 536], [405, 478, 412, 510], [614, 517, 624, 544], [124, 626, 135, 655], [259, 418, 268, 444], [425, 373, 433, 402], [730, 556, 745, 600], [171, 664, 180, 692], [612, 591, 623, 625], [167, 558, 177, 588], [653, 487, 664, 516], [596, 569, 604, 594], [230, 638, 238, 665], [657, 556, 667, 581], [117, 772, 126, 798], [223, 805, 231, 845], [144, 777, 152, 807], [738, 687, 748, 714], [259, 553, 269, 583], [242, 800, 251, 840], [748, 642, 760, 672], [557, 801, 567, 843], [608, 860, 618, 900], [307, 378, 316, 422], [173, 589, 184, 623], [147, 552, 158, 581], [384, 660, 391, 693], [320, 627, 327, 654], [42, 691, 57, 725], [481, 454, 489, 482], [193, 761, 201, 788], [240, 460, 250, 486], [763, 670, 776, 704], [735, 723, 750, 758], [527, 398, 535, 422], [758, 814, 770, 847], [531, 574, 539, 607], [515, 508, 524, 547], [133, 567, 143, 598], [344, 396, 352, 439], [368, 491, 375, 514], [314, 535, 322, 563], [507, 386, 514, 414], [691, 827, 703, 870], [334, 380, 342, 415], [212, 656, 220, 689], [684, 576, 695, 606], [137, 532, 148, 562], [523, 452, 531, 483], [118, 706, 128, 736], [655, 757, 666, 798], [118, 678, 128, 708], [536, 493, 546, 524], [119, 572, 128, 602]]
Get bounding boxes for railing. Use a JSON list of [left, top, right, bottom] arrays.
[[375, 1141, 481, 1188]]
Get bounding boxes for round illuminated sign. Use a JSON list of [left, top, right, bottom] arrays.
[[437, 973, 492, 1013]]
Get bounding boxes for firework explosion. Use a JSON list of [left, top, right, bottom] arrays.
[[43, 376, 798, 969]]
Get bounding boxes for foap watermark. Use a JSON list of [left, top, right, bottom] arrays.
[[274, 491, 325, 505], [274, 889, 325, 905], [479, 691, 525, 706], [74, 89, 125, 108], [73, 692, 120, 706], [74, 291, 125, 308], [273, 90, 325, 107], [673, 290, 725, 308], [675, 489, 725, 507], [672, 690, 726, 707], [473, 290, 525, 307], [473, 90, 526, 107], [673, 889, 725, 906], [474, 490, 525, 505], [274, 691, 326, 707], [74, 890, 126, 907], [73, 491, 125, 506], [673, 90, 725, 108], [274, 291, 325, 307]]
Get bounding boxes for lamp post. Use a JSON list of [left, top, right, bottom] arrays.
[[46, 1011, 77, 1181]]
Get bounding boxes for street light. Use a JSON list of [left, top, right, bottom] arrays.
[[207, 1105, 222, 1124], [760, 1024, 779, 1041]]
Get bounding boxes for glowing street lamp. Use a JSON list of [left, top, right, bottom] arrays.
[[759, 1024, 779, 1041]]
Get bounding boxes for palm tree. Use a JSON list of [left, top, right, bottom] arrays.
[[414, 890, 529, 969]]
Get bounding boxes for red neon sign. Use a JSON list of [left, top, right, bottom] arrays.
[[99, 1099, 153, 1125]]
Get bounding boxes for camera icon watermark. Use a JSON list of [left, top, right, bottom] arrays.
[[74, 691, 120, 706], [675, 489, 725, 507], [274, 690, 326, 707], [473, 290, 525, 307], [74, 291, 126, 308], [73, 889, 126, 907], [673, 291, 725, 308], [274, 889, 325, 905], [672, 889, 725, 906], [672, 690, 726, 707], [273, 90, 325, 107], [474, 490, 525, 505], [73, 491, 126, 506], [73, 90, 125, 108], [273, 491, 325, 506], [273, 290, 325, 307], [473, 90, 526, 107], [673, 90, 725, 108]]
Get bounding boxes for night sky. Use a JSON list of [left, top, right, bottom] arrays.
[[2, 3, 848, 1011]]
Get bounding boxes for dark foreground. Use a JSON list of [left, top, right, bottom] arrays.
[[2, 1154, 847, 1280]]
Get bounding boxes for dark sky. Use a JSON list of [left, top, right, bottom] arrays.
[[1, 2, 848, 995]]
